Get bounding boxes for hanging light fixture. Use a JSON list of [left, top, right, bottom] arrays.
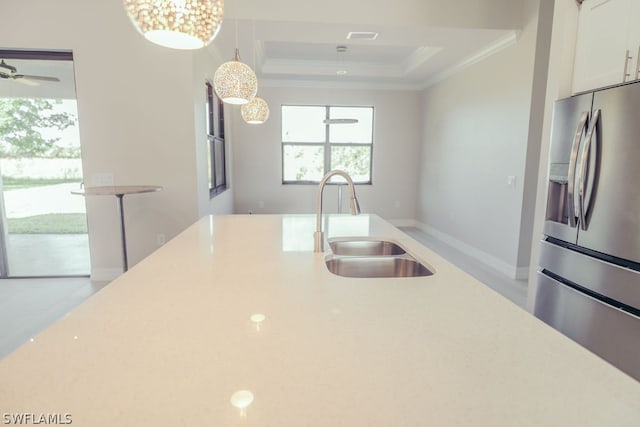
[[214, 48, 257, 104], [123, 0, 224, 50], [241, 20, 268, 124], [336, 45, 348, 75], [241, 97, 269, 124], [214, 16, 257, 105]]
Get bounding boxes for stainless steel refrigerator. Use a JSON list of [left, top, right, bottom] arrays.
[[535, 81, 640, 381]]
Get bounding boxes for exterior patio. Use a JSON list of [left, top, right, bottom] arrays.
[[2, 181, 89, 277], [7, 233, 89, 276]]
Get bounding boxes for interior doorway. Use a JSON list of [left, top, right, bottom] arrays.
[[0, 50, 89, 277]]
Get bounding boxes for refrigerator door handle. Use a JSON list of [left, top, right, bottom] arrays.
[[578, 108, 601, 231], [568, 111, 590, 228]]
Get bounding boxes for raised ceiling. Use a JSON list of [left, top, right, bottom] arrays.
[[210, 0, 524, 89], [0, 0, 526, 98]]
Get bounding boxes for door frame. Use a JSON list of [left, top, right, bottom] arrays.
[[0, 49, 89, 279]]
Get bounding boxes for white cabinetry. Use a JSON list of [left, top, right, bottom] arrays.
[[572, 0, 639, 93]]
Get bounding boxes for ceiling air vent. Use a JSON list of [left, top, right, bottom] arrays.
[[346, 32, 378, 40]]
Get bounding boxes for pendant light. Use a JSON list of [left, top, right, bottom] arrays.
[[336, 45, 348, 75], [241, 21, 269, 124], [241, 97, 269, 124], [213, 18, 257, 105], [123, 0, 224, 50]]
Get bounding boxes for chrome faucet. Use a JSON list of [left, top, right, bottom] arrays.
[[314, 170, 361, 252]]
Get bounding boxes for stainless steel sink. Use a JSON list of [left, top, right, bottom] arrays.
[[329, 239, 406, 256], [325, 237, 434, 278], [325, 256, 433, 278]]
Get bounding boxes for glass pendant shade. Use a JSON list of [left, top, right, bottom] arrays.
[[241, 97, 269, 124], [214, 49, 258, 105], [123, 0, 224, 50]]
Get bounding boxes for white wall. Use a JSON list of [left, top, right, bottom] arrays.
[[515, 0, 555, 269], [417, 0, 547, 279], [0, 0, 230, 280], [231, 86, 422, 221], [526, 0, 580, 311]]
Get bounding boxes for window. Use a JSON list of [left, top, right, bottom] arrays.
[[282, 105, 373, 184], [206, 81, 226, 197]]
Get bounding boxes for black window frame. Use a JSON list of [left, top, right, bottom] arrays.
[[206, 81, 227, 198]]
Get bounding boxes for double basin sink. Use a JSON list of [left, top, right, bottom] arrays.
[[325, 238, 433, 278]]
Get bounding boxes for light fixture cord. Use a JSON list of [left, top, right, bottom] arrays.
[[235, 0, 240, 48], [235, 17, 238, 50], [252, 20, 256, 69]]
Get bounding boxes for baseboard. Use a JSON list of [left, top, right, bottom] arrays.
[[91, 267, 122, 282], [388, 218, 421, 228], [413, 222, 529, 280], [514, 266, 530, 281]]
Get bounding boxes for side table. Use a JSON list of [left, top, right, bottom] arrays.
[[72, 185, 162, 272]]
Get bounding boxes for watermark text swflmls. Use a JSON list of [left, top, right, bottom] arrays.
[[3, 413, 72, 425]]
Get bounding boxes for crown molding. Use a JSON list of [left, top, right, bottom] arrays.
[[258, 78, 423, 91], [255, 31, 518, 92], [420, 30, 518, 90]]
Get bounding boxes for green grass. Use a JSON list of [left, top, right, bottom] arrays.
[[7, 213, 88, 234], [1, 177, 80, 191]]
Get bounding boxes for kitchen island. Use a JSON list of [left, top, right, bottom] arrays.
[[1, 214, 638, 426]]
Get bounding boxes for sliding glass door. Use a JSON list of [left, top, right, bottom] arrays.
[[0, 50, 89, 277]]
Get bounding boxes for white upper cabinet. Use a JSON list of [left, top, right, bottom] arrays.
[[572, 0, 637, 93]]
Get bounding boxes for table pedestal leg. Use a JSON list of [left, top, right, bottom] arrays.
[[116, 194, 128, 272]]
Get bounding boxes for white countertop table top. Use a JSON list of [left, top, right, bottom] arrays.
[[70, 185, 162, 196], [0, 214, 638, 426]]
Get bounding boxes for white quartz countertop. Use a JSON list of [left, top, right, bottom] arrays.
[[1, 214, 639, 426]]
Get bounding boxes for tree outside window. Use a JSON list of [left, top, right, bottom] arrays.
[[0, 98, 77, 158], [281, 105, 373, 184]]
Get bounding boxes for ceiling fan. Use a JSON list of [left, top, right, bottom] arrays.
[[0, 59, 60, 86]]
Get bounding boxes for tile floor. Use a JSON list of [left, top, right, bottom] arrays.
[[400, 227, 529, 308], [0, 277, 107, 359]]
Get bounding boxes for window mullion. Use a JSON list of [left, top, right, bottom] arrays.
[[281, 104, 373, 184], [324, 105, 331, 174]]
